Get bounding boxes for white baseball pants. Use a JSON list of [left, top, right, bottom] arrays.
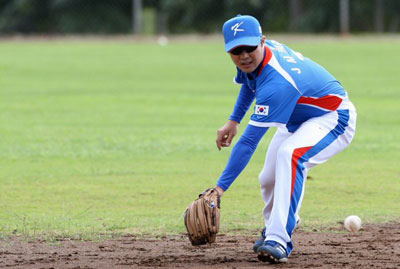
[[258, 101, 356, 255]]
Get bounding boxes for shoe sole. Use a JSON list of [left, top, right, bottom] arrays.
[[257, 252, 288, 264]]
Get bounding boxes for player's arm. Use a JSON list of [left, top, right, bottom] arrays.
[[216, 84, 255, 150], [230, 84, 255, 123], [216, 124, 268, 194]]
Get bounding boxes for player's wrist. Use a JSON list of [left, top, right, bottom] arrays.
[[228, 119, 240, 125], [229, 115, 242, 123], [215, 185, 225, 196]]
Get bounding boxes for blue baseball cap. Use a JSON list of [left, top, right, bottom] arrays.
[[222, 15, 262, 52]]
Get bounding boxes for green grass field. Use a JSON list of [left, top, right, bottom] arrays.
[[0, 36, 399, 239]]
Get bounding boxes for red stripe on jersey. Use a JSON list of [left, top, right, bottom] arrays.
[[258, 46, 273, 76], [297, 95, 343, 111], [291, 146, 312, 198]]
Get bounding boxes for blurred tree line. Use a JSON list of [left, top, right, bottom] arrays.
[[0, 0, 399, 35]]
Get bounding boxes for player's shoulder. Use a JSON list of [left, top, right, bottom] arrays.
[[256, 59, 302, 96], [256, 69, 300, 96], [265, 39, 290, 54]]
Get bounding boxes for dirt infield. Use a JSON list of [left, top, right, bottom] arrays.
[[1, 223, 399, 268]]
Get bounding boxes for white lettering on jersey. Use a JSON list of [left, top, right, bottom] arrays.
[[291, 68, 301, 74], [270, 40, 287, 53], [294, 51, 305, 61], [255, 105, 269, 116], [284, 56, 297, 63], [231, 22, 244, 36]]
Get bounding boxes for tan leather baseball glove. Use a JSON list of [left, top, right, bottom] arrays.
[[184, 188, 221, 245]]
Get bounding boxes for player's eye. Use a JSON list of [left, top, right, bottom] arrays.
[[230, 45, 258, 56]]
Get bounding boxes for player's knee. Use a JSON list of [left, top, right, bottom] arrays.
[[277, 144, 294, 160], [259, 169, 274, 188]]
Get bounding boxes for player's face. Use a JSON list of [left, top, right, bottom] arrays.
[[229, 38, 265, 73]]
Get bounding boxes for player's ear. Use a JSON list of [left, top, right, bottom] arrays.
[[261, 36, 266, 44]]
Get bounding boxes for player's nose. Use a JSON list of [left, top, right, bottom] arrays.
[[240, 51, 250, 58]]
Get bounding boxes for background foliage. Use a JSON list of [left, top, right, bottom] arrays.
[[0, 0, 399, 34]]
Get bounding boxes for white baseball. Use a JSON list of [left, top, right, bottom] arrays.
[[344, 215, 362, 233], [157, 36, 169, 46]]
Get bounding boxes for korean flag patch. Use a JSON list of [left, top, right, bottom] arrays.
[[255, 105, 269, 116]]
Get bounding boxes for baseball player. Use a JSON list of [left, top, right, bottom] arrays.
[[214, 15, 357, 263]]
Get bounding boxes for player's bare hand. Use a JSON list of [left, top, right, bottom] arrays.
[[216, 120, 239, 150]]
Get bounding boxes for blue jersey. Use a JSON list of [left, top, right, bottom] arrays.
[[230, 40, 347, 132]]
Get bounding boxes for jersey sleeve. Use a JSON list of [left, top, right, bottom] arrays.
[[248, 80, 301, 128], [229, 84, 256, 123], [216, 124, 268, 191], [233, 68, 245, 84]]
